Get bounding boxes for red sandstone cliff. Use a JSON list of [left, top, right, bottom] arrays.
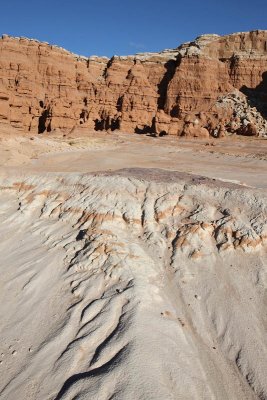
[[0, 30, 266, 137]]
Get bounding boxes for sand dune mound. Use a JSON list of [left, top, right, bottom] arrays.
[[0, 169, 266, 399]]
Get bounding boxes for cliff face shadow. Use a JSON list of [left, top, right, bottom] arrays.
[[157, 55, 181, 110], [134, 117, 156, 135], [94, 117, 120, 131], [38, 109, 51, 133], [134, 125, 152, 134], [240, 71, 267, 119]]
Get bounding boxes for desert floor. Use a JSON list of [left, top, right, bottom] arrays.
[[0, 125, 267, 187], [0, 125, 266, 400]]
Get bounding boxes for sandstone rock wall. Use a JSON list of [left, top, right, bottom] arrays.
[[0, 31, 266, 137]]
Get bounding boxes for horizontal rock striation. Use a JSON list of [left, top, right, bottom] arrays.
[[0, 30, 267, 137]]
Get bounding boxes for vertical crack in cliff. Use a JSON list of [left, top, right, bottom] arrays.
[[157, 56, 180, 110], [38, 102, 52, 134]]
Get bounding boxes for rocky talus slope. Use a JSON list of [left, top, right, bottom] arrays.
[[0, 169, 266, 399], [0, 31, 267, 137]]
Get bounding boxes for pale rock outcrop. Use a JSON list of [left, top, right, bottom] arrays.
[[0, 169, 266, 399]]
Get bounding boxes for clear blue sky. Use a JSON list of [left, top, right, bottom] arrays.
[[1, 0, 266, 57]]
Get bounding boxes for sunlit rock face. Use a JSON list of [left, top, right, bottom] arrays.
[[0, 30, 266, 137]]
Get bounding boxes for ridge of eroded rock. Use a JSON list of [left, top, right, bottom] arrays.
[[0, 31, 266, 137]]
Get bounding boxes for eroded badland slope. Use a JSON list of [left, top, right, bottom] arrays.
[[0, 170, 266, 399]]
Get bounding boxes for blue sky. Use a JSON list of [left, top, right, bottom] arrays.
[[1, 0, 266, 57]]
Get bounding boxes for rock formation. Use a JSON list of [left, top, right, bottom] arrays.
[[0, 169, 266, 399], [0, 30, 267, 137]]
